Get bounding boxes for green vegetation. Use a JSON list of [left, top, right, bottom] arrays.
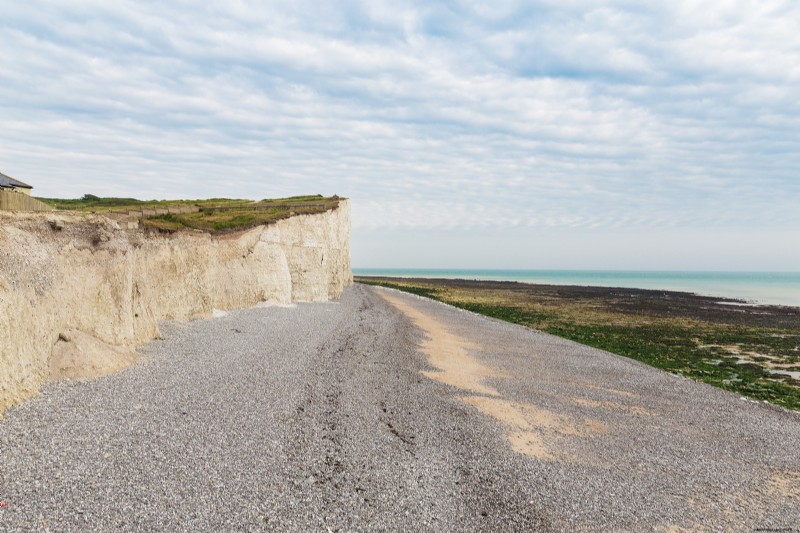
[[356, 277, 800, 411], [37, 194, 341, 234], [36, 194, 224, 211]]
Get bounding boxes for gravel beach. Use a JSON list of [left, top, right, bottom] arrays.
[[1, 284, 798, 531]]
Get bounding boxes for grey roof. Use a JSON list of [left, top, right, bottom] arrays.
[[0, 172, 32, 189]]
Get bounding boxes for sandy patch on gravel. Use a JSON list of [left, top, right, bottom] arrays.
[[49, 329, 143, 381], [463, 395, 607, 463], [380, 290, 608, 464], [462, 395, 560, 459], [767, 470, 800, 500], [379, 292, 505, 396], [658, 525, 708, 533]]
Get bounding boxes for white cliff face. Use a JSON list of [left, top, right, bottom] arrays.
[[0, 201, 352, 416]]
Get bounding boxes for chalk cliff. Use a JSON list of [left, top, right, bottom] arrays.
[[0, 201, 351, 416]]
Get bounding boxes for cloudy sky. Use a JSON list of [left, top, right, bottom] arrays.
[[2, 1, 798, 271]]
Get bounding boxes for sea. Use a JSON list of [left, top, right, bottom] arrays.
[[352, 269, 800, 308]]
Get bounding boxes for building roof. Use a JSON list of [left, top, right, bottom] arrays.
[[0, 172, 33, 189]]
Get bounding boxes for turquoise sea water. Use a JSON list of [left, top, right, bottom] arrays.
[[353, 269, 800, 308]]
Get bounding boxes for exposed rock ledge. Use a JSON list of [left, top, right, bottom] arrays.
[[0, 201, 351, 416]]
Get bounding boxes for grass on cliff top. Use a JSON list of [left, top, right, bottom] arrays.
[[356, 277, 800, 411], [37, 194, 341, 234]]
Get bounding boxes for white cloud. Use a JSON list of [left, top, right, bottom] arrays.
[[0, 0, 798, 268]]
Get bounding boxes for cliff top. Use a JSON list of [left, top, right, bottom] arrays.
[[36, 194, 343, 234]]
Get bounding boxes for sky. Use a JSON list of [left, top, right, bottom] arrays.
[[1, 1, 798, 271]]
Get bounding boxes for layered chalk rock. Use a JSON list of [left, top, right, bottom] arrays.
[[0, 201, 351, 416]]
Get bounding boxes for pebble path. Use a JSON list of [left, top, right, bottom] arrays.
[[1, 284, 798, 531]]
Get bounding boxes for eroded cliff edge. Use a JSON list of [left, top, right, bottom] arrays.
[[0, 200, 351, 416]]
